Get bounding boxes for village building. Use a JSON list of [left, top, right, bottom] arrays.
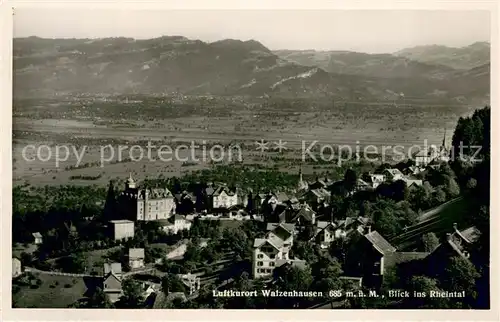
[[260, 191, 293, 209], [413, 148, 439, 167], [404, 178, 424, 189], [12, 257, 22, 278], [32, 232, 43, 245], [364, 173, 386, 189], [349, 229, 397, 288], [178, 273, 201, 295], [103, 262, 122, 278], [118, 174, 176, 221], [308, 177, 333, 190], [174, 191, 196, 214], [263, 202, 288, 223], [236, 187, 248, 207], [108, 220, 135, 241], [211, 186, 239, 209], [140, 282, 157, 299], [159, 214, 193, 234], [413, 130, 450, 167], [301, 188, 330, 210], [426, 223, 481, 270], [102, 271, 123, 303], [383, 168, 405, 182], [403, 165, 424, 176], [296, 168, 309, 192], [287, 203, 316, 226], [128, 248, 145, 270], [314, 217, 370, 248], [252, 223, 305, 279], [355, 178, 372, 192]]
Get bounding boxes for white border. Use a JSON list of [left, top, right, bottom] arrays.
[[1, 1, 499, 321]]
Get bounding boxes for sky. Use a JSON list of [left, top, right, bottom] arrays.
[[13, 9, 491, 53]]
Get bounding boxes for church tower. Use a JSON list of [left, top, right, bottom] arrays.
[[126, 173, 136, 189], [441, 128, 447, 151], [297, 167, 308, 191]]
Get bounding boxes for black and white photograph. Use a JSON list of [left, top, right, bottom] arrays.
[[4, 2, 495, 316]]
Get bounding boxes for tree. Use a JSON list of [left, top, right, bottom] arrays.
[[391, 179, 409, 201], [117, 279, 144, 308], [88, 287, 113, 308], [161, 273, 186, 294], [273, 265, 314, 308], [274, 265, 313, 291], [405, 276, 449, 308], [343, 169, 357, 193], [421, 233, 440, 252], [170, 177, 182, 194], [246, 191, 254, 214], [445, 178, 460, 198], [371, 199, 402, 237], [56, 252, 86, 273], [298, 223, 316, 242], [440, 256, 480, 298], [313, 256, 343, 294], [221, 227, 251, 260], [432, 187, 447, 205], [20, 252, 33, 266], [291, 240, 317, 263], [183, 242, 202, 264], [466, 178, 477, 191]]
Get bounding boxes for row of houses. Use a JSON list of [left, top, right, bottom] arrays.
[[250, 213, 482, 289], [114, 174, 245, 222], [251, 212, 371, 279], [108, 214, 193, 241], [101, 259, 200, 303]]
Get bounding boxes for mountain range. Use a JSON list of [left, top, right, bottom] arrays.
[[13, 36, 490, 103]]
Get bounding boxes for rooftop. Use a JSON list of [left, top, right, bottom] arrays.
[[364, 231, 397, 255], [129, 248, 145, 259], [104, 262, 122, 275], [109, 219, 134, 224]]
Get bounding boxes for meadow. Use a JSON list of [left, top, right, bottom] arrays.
[[12, 96, 477, 187]]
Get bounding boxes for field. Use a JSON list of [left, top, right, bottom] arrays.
[[12, 97, 478, 187], [12, 273, 87, 308]]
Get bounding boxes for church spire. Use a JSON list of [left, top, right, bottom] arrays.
[[297, 166, 308, 191], [440, 128, 448, 154], [126, 173, 136, 189]]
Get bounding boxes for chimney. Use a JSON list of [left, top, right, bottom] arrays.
[[366, 225, 371, 234], [446, 233, 452, 241], [453, 222, 458, 232]]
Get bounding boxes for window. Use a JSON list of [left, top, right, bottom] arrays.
[[270, 262, 275, 267], [256, 269, 262, 273], [257, 261, 263, 266], [257, 254, 264, 259], [270, 254, 275, 259], [266, 269, 272, 273]]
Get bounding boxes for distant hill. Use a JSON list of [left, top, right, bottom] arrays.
[[273, 49, 455, 79], [394, 42, 490, 70], [13, 36, 490, 103]]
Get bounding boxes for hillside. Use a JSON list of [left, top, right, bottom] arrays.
[[394, 42, 490, 70], [13, 36, 489, 102], [273, 49, 454, 79]]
